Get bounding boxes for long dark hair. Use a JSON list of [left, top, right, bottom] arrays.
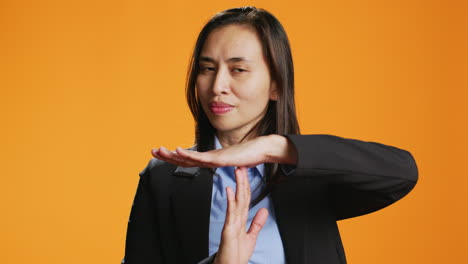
[[186, 6, 300, 205]]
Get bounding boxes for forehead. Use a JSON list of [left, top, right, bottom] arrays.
[[200, 24, 265, 62]]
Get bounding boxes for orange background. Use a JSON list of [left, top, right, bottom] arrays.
[[1, 0, 467, 263]]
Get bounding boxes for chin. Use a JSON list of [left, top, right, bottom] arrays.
[[208, 119, 237, 132]]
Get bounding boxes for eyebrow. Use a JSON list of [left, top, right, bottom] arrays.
[[199, 56, 251, 63]]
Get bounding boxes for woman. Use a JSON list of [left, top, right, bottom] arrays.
[[123, 6, 418, 264]]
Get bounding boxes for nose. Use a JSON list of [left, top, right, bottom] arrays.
[[212, 67, 230, 95]]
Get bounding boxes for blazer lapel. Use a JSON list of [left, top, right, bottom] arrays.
[[272, 179, 307, 263], [171, 166, 214, 263]]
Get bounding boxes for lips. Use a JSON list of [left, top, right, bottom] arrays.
[[209, 101, 234, 114]]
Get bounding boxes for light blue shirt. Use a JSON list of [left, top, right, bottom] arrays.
[[209, 136, 286, 263]]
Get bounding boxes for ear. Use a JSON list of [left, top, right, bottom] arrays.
[[269, 81, 278, 101]]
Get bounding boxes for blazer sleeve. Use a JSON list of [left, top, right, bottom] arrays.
[[122, 160, 162, 264], [283, 134, 419, 220]]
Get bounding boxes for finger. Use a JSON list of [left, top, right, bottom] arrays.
[[243, 167, 251, 202], [225, 186, 236, 225], [151, 148, 162, 159], [159, 146, 183, 162], [241, 167, 251, 221], [234, 167, 245, 203], [152, 148, 173, 163], [154, 147, 198, 167], [153, 147, 182, 165], [237, 167, 250, 204], [235, 167, 250, 224], [247, 208, 269, 239]]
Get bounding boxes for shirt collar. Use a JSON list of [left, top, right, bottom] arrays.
[[214, 136, 265, 177]]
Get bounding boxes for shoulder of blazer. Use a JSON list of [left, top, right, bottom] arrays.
[[139, 158, 166, 178]]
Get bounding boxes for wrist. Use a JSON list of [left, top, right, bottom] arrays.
[[264, 134, 298, 165]]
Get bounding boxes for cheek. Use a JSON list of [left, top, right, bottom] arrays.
[[196, 77, 208, 99], [237, 78, 271, 104]]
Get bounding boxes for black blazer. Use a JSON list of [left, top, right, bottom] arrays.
[[123, 134, 418, 264]]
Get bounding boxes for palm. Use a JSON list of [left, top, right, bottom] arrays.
[[214, 167, 268, 264]]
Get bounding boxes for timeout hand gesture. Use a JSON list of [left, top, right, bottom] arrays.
[[214, 167, 269, 264], [151, 135, 297, 263]]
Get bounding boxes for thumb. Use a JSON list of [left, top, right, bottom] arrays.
[[247, 208, 269, 239]]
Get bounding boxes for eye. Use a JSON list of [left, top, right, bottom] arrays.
[[232, 68, 246, 73], [200, 66, 215, 73]]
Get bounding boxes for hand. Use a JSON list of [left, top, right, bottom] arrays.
[[214, 167, 269, 264], [152, 135, 298, 168]]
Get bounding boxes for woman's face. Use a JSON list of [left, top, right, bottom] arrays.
[[196, 24, 276, 139]]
